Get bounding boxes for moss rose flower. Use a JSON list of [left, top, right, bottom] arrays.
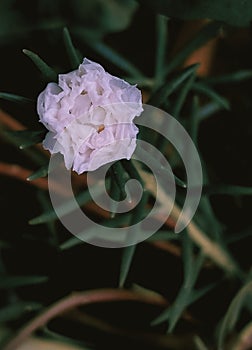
[[37, 58, 143, 173]]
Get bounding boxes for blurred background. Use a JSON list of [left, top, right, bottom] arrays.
[[0, 1, 252, 349]]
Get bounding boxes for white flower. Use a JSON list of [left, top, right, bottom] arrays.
[[37, 58, 143, 173]]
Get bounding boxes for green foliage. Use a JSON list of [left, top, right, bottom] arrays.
[[192, 82, 230, 110], [29, 183, 106, 225], [1, 2, 252, 349], [63, 27, 82, 69], [163, 21, 222, 76], [149, 63, 199, 106], [0, 0, 138, 45], [0, 92, 33, 104], [71, 0, 138, 36], [27, 164, 49, 181], [202, 184, 252, 196], [155, 15, 169, 86], [3, 130, 46, 149], [0, 129, 47, 166], [204, 69, 252, 85], [85, 40, 145, 78], [110, 161, 129, 200], [138, 0, 252, 27], [151, 232, 216, 332], [119, 190, 149, 287], [0, 302, 42, 323], [60, 214, 132, 250], [135, 145, 187, 188], [171, 73, 196, 118], [119, 244, 137, 287], [0, 275, 48, 289], [0, 0, 26, 44], [23, 49, 58, 82], [218, 281, 252, 349]]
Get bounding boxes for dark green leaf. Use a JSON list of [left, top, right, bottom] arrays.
[[149, 64, 199, 107], [188, 281, 220, 305], [192, 82, 230, 110], [138, 0, 252, 27], [37, 191, 58, 246], [202, 184, 252, 196], [225, 226, 252, 244], [198, 102, 222, 120], [218, 281, 252, 349], [121, 160, 144, 187], [23, 49, 57, 82], [29, 184, 104, 225], [198, 196, 223, 242], [152, 283, 190, 329], [0, 92, 33, 104], [119, 190, 149, 287], [171, 73, 196, 118], [189, 95, 200, 144], [152, 245, 205, 330], [0, 129, 47, 166], [119, 244, 137, 287], [3, 130, 46, 149], [27, 164, 49, 181], [147, 230, 179, 241], [60, 213, 132, 250], [135, 145, 187, 188], [163, 21, 222, 76], [0, 275, 48, 289], [110, 161, 128, 199], [63, 27, 82, 69], [204, 70, 252, 85], [0, 302, 42, 323], [155, 15, 169, 86], [85, 40, 145, 78]]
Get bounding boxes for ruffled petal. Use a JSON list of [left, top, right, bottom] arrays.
[[38, 57, 143, 173]]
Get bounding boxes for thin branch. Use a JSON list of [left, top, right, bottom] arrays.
[[61, 308, 195, 349], [0, 109, 48, 156], [0, 109, 26, 130], [139, 168, 238, 274], [233, 322, 252, 350], [150, 240, 181, 257], [0, 162, 70, 197], [3, 288, 168, 350]]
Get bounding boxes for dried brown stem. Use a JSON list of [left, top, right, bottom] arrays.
[[62, 308, 195, 349], [0, 162, 70, 197], [0, 108, 48, 155], [233, 322, 252, 350], [0, 109, 26, 131], [139, 168, 238, 274], [3, 288, 168, 350]]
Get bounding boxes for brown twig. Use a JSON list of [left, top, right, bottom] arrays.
[[3, 288, 168, 350], [139, 167, 238, 274], [0, 108, 48, 156], [62, 308, 195, 349], [150, 240, 181, 257], [233, 322, 252, 350], [0, 109, 26, 131], [172, 20, 220, 77], [0, 162, 70, 197]]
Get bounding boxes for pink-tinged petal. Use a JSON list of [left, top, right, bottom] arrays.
[[37, 57, 143, 173], [42, 131, 57, 153], [87, 138, 137, 172]]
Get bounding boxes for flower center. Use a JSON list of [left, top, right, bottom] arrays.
[[97, 124, 105, 133]]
